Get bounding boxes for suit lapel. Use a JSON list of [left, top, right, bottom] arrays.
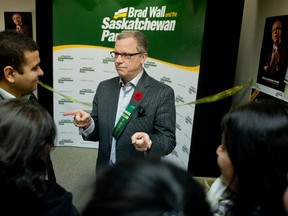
[[130, 70, 150, 107], [115, 71, 150, 139], [108, 79, 121, 142], [129, 82, 148, 107]]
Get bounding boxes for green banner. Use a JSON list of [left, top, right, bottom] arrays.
[[53, 0, 207, 170], [53, 0, 206, 66]]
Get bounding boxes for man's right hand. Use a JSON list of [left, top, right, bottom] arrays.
[[63, 110, 91, 128]]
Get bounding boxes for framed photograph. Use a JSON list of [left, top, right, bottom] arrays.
[[4, 12, 33, 38], [256, 15, 288, 101]]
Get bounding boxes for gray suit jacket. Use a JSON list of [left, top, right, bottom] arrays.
[[86, 70, 176, 172]]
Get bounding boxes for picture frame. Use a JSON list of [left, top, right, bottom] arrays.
[[4, 11, 33, 38], [256, 15, 288, 101]]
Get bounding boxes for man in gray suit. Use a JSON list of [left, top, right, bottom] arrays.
[[64, 30, 176, 173], [0, 30, 56, 181]]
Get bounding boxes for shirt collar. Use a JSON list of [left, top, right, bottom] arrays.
[[119, 70, 143, 87], [0, 88, 16, 99], [0, 88, 32, 100]]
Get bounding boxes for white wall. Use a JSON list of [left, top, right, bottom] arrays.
[[0, 0, 36, 39], [233, 0, 288, 107]]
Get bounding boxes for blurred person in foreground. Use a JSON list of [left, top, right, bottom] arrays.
[[82, 158, 213, 216], [207, 99, 288, 216], [284, 173, 288, 215], [0, 98, 79, 215]]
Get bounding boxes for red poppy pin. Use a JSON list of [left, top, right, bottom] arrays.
[[134, 91, 143, 101]]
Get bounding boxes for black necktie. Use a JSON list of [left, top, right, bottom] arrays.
[[29, 93, 37, 101]]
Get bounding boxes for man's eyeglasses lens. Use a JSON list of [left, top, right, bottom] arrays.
[[110, 51, 141, 60]]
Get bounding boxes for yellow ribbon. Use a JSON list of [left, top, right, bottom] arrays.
[[176, 79, 253, 106], [38, 79, 253, 107], [38, 81, 92, 107], [250, 89, 260, 101]]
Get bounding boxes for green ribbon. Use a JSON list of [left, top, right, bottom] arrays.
[[176, 79, 253, 106], [112, 104, 136, 139], [38, 79, 253, 108], [38, 81, 92, 107]]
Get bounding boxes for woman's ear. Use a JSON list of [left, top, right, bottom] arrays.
[[3, 66, 16, 83]]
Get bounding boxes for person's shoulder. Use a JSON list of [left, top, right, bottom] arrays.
[[148, 75, 174, 90], [40, 181, 80, 216], [98, 76, 119, 86], [142, 71, 169, 85], [22, 25, 30, 33], [278, 41, 286, 48]]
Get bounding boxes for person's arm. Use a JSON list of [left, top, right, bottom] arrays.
[[81, 120, 95, 139], [41, 181, 80, 216], [146, 86, 176, 157], [62, 109, 96, 139]]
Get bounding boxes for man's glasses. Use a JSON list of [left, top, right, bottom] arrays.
[[110, 51, 142, 60]]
